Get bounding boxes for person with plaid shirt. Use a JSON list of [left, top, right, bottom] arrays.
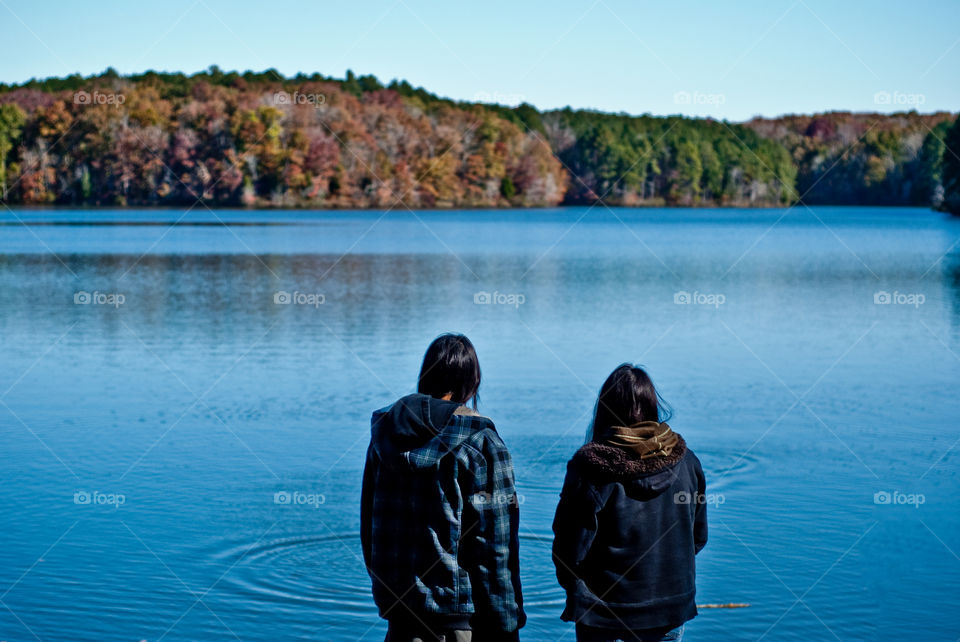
[[361, 334, 525, 641]]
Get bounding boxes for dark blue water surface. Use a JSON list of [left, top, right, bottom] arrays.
[[1, 206, 958, 641]]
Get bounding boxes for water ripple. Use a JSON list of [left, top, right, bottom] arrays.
[[213, 533, 373, 613]]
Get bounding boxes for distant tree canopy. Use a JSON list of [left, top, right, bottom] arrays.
[[942, 115, 960, 215], [546, 110, 796, 206], [745, 112, 955, 208], [0, 67, 954, 209], [0, 68, 566, 208]]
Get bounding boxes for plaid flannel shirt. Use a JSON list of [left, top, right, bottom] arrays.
[[361, 404, 525, 634]]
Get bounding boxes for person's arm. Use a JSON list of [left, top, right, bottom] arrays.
[[552, 462, 599, 591], [360, 443, 377, 571], [462, 429, 524, 636], [693, 458, 708, 554]]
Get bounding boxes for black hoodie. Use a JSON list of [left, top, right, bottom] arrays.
[[552, 430, 707, 631]]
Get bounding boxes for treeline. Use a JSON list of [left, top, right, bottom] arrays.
[[0, 68, 566, 208], [745, 112, 955, 207], [0, 67, 957, 210]]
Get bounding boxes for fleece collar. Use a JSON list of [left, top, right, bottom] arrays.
[[571, 433, 688, 482]]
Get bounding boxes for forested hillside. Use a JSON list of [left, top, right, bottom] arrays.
[[745, 112, 954, 206], [0, 68, 955, 209], [540, 109, 796, 206]]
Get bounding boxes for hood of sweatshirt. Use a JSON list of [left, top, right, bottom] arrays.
[[570, 431, 689, 498], [370, 393, 473, 470]]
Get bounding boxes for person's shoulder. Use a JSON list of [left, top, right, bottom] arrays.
[[370, 396, 404, 424], [678, 442, 705, 477], [369, 404, 390, 435], [452, 406, 496, 432], [558, 448, 607, 505], [451, 409, 509, 454], [452, 405, 489, 420], [679, 439, 701, 464]]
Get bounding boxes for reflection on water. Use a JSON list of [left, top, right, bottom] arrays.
[[0, 207, 958, 641]]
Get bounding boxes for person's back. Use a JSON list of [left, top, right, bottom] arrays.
[[361, 334, 524, 641], [553, 365, 707, 642]]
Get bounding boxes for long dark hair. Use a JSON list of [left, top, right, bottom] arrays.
[[417, 333, 481, 408], [589, 364, 672, 441]]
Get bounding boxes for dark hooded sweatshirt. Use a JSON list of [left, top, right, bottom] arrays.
[[552, 425, 707, 631], [361, 393, 525, 635]]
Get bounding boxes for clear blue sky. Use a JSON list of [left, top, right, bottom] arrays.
[[1, 0, 957, 120]]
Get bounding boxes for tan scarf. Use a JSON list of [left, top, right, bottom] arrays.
[[602, 421, 678, 459]]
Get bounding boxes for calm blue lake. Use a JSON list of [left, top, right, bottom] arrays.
[[0, 206, 958, 641]]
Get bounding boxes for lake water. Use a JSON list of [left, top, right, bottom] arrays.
[[0, 206, 958, 641]]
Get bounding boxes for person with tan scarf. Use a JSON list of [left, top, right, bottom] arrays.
[[553, 365, 708, 642]]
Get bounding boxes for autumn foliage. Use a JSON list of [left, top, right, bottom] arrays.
[[0, 68, 955, 210], [0, 69, 566, 208]]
